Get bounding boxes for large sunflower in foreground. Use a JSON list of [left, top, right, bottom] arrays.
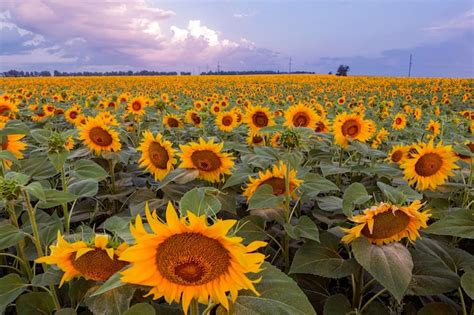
[[284, 103, 319, 129], [341, 201, 431, 245], [78, 117, 121, 155], [179, 138, 234, 183], [138, 131, 177, 181], [36, 233, 128, 286], [333, 112, 375, 147], [242, 161, 303, 201], [1, 134, 27, 168], [401, 140, 459, 190], [120, 202, 267, 314], [244, 105, 275, 132]]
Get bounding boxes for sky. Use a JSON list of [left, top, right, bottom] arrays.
[[0, 0, 473, 77]]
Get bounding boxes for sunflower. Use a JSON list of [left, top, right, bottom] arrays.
[[246, 131, 266, 146], [333, 112, 375, 148], [414, 108, 422, 121], [179, 138, 234, 183], [426, 120, 441, 136], [127, 97, 147, 116], [283, 103, 319, 129], [244, 105, 275, 132], [193, 100, 204, 111], [456, 142, 474, 163], [401, 140, 459, 190], [0, 100, 18, 122], [185, 109, 203, 128], [64, 136, 75, 151], [1, 134, 27, 168], [119, 202, 266, 314], [138, 131, 177, 181], [216, 111, 238, 132], [386, 144, 409, 164], [65, 105, 81, 124], [314, 118, 330, 133], [392, 113, 407, 130], [163, 114, 183, 128], [341, 201, 431, 245], [36, 233, 128, 286], [242, 161, 303, 201], [78, 116, 121, 155], [270, 133, 281, 147]]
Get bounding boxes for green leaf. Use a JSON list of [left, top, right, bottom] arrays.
[[0, 274, 27, 313], [222, 170, 254, 189], [248, 184, 284, 210], [352, 238, 413, 302], [377, 182, 405, 204], [180, 187, 222, 216], [25, 182, 46, 201], [73, 160, 108, 180], [36, 189, 77, 209], [316, 196, 343, 212], [320, 163, 351, 176], [124, 303, 156, 315], [157, 168, 199, 189], [221, 263, 316, 315], [90, 272, 125, 297], [284, 216, 319, 242], [426, 209, 474, 239], [18, 157, 58, 180], [300, 173, 339, 197], [235, 216, 268, 245], [16, 292, 55, 315], [0, 121, 28, 136], [30, 129, 52, 143], [461, 271, 474, 299], [342, 183, 372, 217], [48, 150, 69, 171], [55, 308, 77, 315], [68, 178, 98, 197], [290, 233, 358, 278], [32, 268, 63, 287], [0, 150, 18, 162], [85, 286, 135, 315], [417, 302, 456, 315], [0, 222, 27, 250], [103, 216, 134, 243], [323, 294, 351, 315]]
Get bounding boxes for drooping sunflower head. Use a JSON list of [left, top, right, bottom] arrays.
[[456, 142, 474, 163], [401, 140, 460, 190], [386, 144, 409, 164], [242, 160, 303, 201], [78, 116, 122, 155], [244, 105, 275, 131], [36, 233, 128, 286], [216, 111, 239, 132], [246, 130, 266, 146], [333, 112, 375, 147], [392, 113, 407, 130], [163, 113, 183, 128], [283, 103, 320, 129], [341, 201, 431, 245], [179, 138, 234, 183], [138, 131, 177, 181], [120, 202, 266, 314]]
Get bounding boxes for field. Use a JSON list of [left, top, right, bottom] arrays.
[[0, 74, 473, 315]]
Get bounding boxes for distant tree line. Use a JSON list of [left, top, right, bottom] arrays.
[[2, 70, 53, 77], [200, 70, 315, 75], [1, 70, 193, 77]]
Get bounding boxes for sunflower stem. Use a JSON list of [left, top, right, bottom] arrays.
[[189, 299, 200, 315], [458, 287, 467, 315], [283, 161, 292, 272], [60, 166, 70, 234], [7, 200, 32, 280], [108, 159, 116, 194], [359, 288, 386, 314]]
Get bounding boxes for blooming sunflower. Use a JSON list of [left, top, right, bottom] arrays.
[[426, 120, 441, 136], [392, 113, 407, 130], [179, 138, 234, 183], [401, 140, 459, 190], [216, 111, 238, 132], [78, 116, 121, 155], [246, 131, 266, 146], [1, 134, 27, 168], [333, 112, 375, 148], [185, 109, 203, 128], [242, 161, 303, 201], [386, 144, 409, 164], [65, 106, 81, 124], [244, 105, 275, 132], [283, 103, 319, 129], [341, 201, 431, 245], [127, 97, 147, 116], [138, 131, 177, 181], [314, 118, 331, 133], [120, 202, 266, 314], [456, 142, 474, 163], [0, 100, 19, 122], [36, 233, 128, 286], [163, 114, 183, 128]]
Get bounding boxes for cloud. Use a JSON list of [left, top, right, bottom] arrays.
[[423, 9, 474, 32], [233, 12, 256, 19], [0, 0, 280, 72]]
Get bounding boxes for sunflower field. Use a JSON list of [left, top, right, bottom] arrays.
[[0, 75, 473, 315]]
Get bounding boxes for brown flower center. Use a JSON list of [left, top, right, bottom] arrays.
[[259, 177, 286, 195], [69, 111, 78, 119], [361, 210, 410, 239], [132, 101, 141, 111], [315, 121, 325, 132], [253, 135, 263, 144], [89, 127, 113, 147], [1, 138, 8, 150], [222, 116, 233, 126], [155, 233, 230, 285], [191, 150, 222, 171], [148, 142, 169, 169], [292, 112, 309, 127], [391, 150, 404, 163], [415, 153, 443, 177], [252, 111, 269, 127], [167, 118, 179, 127], [0, 105, 10, 116], [395, 117, 402, 124], [191, 113, 201, 125], [341, 119, 360, 137], [72, 249, 128, 282]]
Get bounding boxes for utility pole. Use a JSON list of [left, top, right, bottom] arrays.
[[408, 54, 412, 77], [288, 57, 292, 74], [217, 61, 221, 73]]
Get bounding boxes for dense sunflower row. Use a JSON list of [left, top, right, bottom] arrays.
[[0, 75, 473, 314]]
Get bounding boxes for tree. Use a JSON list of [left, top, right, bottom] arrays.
[[336, 65, 350, 76]]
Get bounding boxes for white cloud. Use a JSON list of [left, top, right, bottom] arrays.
[[423, 9, 474, 32]]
